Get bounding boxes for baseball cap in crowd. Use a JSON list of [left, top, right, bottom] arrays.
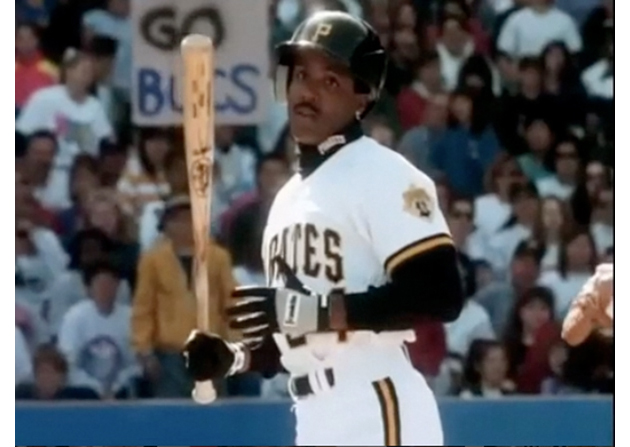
[[86, 35, 118, 57], [512, 239, 544, 264]]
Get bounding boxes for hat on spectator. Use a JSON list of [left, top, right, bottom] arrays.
[[159, 194, 191, 230], [513, 239, 544, 264], [86, 35, 118, 57]]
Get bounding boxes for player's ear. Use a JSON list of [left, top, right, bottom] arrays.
[[355, 95, 370, 120]]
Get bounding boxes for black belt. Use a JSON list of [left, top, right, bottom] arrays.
[[289, 368, 335, 398]]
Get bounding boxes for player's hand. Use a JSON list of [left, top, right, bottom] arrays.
[[562, 263, 613, 346], [227, 257, 331, 338], [183, 330, 248, 381]]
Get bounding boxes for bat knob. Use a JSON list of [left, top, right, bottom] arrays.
[[193, 380, 217, 404], [181, 34, 214, 50]]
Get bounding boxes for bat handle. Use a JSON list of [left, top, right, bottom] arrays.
[[193, 380, 217, 404]]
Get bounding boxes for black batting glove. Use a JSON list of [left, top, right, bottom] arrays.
[[183, 330, 246, 381]]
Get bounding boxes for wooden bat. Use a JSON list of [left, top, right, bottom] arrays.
[[181, 34, 217, 404]]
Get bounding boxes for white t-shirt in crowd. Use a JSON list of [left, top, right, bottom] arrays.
[[485, 223, 531, 276], [57, 300, 140, 395], [497, 7, 582, 58], [541, 242, 559, 273], [474, 194, 513, 237], [535, 176, 575, 201], [538, 270, 593, 318], [33, 167, 72, 211], [445, 300, 496, 357], [16, 85, 113, 168], [436, 40, 476, 92], [581, 59, 614, 99]]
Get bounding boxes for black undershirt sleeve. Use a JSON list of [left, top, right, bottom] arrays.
[[343, 244, 465, 331], [246, 244, 465, 376]]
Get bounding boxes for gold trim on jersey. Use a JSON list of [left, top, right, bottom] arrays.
[[373, 377, 401, 446], [384, 233, 454, 275]]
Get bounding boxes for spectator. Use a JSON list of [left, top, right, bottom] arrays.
[[436, 15, 476, 91], [569, 159, 611, 226], [503, 286, 560, 393], [446, 196, 483, 293], [485, 183, 541, 275], [590, 186, 613, 256], [85, 36, 121, 129], [45, 229, 131, 337], [97, 139, 128, 188], [19, 131, 64, 212], [535, 135, 583, 200], [540, 340, 577, 394], [16, 327, 34, 386], [431, 88, 501, 196], [406, 320, 447, 389], [460, 340, 514, 397], [497, 0, 581, 59], [456, 53, 501, 98], [81, 191, 137, 287], [539, 228, 597, 318], [580, 0, 613, 68], [16, 48, 113, 168], [82, 0, 132, 99], [581, 35, 613, 100], [17, 0, 56, 26], [396, 51, 445, 130], [214, 125, 258, 206], [474, 239, 544, 334], [56, 154, 101, 240], [385, 2, 421, 94], [117, 127, 173, 217], [57, 261, 139, 398], [227, 154, 292, 282], [444, 288, 496, 358], [15, 217, 68, 312], [495, 57, 560, 153], [536, 196, 573, 272], [397, 93, 448, 176], [16, 299, 50, 351], [138, 150, 189, 252], [16, 22, 58, 113], [475, 153, 526, 236], [427, 0, 492, 55], [16, 344, 100, 400], [131, 195, 236, 397], [517, 117, 556, 182], [540, 42, 587, 125], [16, 166, 62, 232]]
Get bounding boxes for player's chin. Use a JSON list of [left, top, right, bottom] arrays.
[[289, 120, 324, 146]]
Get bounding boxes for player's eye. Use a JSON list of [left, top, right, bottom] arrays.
[[294, 67, 306, 81], [325, 76, 340, 89]]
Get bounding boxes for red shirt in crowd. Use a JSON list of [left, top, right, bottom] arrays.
[[516, 321, 561, 394], [16, 51, 58, 109]]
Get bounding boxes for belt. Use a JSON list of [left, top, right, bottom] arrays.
[[289, 368, 336, 398]]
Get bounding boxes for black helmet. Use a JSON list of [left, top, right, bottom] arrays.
[[274, 11, 387, 118]]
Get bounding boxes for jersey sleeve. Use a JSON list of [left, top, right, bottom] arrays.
[[359, 159, 454, 276]]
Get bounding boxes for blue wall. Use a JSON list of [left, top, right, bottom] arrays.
[[16, 397, 613, 446]]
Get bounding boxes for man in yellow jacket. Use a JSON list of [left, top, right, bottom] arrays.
[[131, 195, 236, 397]]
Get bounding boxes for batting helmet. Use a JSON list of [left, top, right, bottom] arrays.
[[274, 11, 387, 118]]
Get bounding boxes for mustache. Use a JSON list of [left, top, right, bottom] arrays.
[[293, 102, 320, 115]]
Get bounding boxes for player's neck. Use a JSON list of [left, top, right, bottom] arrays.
[[296, 120, 363, 178]]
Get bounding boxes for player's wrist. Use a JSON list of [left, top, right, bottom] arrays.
[[327, 289, 348, 331]]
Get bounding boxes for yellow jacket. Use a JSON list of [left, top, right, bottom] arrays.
[[131, 237, 237, 354]]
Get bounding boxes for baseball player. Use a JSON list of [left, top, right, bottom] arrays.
[[184, 11, 465, 446], [562, 263, 613, 346]]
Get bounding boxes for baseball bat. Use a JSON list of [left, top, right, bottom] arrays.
[[181, 34, 217, 404]]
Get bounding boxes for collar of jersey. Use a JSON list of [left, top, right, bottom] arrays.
[[296, 120, 364, 178]]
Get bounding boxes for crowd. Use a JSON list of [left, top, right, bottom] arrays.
[[15, 0, 613, 402]]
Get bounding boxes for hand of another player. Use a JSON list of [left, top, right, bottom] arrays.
[[562, 263, 613, 346], [227, 257, 331, 338], [183, 330, 249, 381]]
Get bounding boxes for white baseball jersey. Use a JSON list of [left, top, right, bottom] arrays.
[[262, 135, 449, 445]]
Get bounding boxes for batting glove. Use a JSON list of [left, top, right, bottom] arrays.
[[227, 257, 332, 338], [183, 330, 248, 381]]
